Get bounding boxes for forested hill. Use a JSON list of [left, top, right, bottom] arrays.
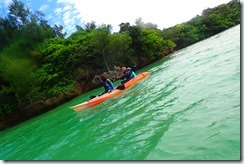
[[0, 0, 240, 130]]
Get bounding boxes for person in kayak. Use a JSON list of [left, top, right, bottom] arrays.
[[89, 75, 115, 100], [119, 66, 136, 84], [116, 66, 136, 90], [99, 75, 115, 94]]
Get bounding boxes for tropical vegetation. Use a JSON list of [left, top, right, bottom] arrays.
[[0, 0, 240, 130]]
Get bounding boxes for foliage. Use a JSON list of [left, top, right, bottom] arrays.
[[0, 0, 240, 122], [140, 29, 167, 60], [108, 33, 135, 66], [160, 0, 240, 50]]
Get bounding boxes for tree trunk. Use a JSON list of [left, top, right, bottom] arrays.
[[101, 48, 110, 71]]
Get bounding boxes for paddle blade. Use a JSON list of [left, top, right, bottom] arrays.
[[116, 85, 125, 90]]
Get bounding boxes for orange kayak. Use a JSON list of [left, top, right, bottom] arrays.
[[71, 72, 150, 112]]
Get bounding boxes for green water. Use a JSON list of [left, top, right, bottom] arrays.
[[0, 25, 240, 160]]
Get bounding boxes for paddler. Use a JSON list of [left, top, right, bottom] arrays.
[[116, 66, 136, 90], [99, 75, 115, 95]]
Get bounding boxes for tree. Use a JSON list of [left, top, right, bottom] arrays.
[[119, 22, 130, 33], [135, 17, 158, 29], [53, 24, 67, 38], [120, 24, 142, 53], [135, 17, 144, 27], [0, 56, 40, 105], [92, 25, 112, 71], [140, 29, 167, 60], [8, 0, 29, 29], [75, 25, 84, 31], [108, 33, 134, 66], [0, 18, 14, 50], [85, 21, 96, 30]]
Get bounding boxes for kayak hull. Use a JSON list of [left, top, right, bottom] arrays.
[[71, 72, 150, 112]]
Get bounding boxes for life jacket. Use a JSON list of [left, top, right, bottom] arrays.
[[123, 67, 136, 79], [103, 80, 115, 92]]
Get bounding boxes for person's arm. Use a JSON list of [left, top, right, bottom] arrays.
[[99, 77, 103, 83], [107, 79, 115, 90], [117, 73, 125, 80]]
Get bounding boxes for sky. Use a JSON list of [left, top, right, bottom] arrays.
[[0, 0, 235, 36]]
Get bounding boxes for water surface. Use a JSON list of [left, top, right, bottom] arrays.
[[0, 25, 240, 160]]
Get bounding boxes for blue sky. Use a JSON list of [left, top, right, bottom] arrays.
[[0, 0, 232, 37]]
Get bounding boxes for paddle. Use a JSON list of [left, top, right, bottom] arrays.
[[89, 95, 97, 100], [116, 84, 125, 90], [89, 92, 105, 100]]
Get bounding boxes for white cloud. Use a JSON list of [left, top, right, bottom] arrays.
[[62, 5, 72, 12], [39, 4, 49, 11], [54, 0, 231, 35], [46, 14, 53, 20], [0, 0, 11, 7], [56, 0, 231, 32], [55, 7, 62, 14], [54, 21, 62, 25], [63, 11, 75, 25], [57, 0, 70, 4], [66, 24, 76, 33]]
